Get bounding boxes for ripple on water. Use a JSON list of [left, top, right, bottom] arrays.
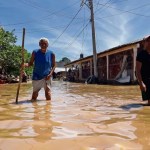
[[0, 81, 149, 149]]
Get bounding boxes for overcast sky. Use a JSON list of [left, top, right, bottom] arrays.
[[1, 0, 150, 61]]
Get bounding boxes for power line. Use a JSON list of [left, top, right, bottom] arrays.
[[1, 0, 80, 27], [65, 21, 90, 50], [50, 5, 84, 47], [50, 21, 90, 61], [19, 0, 85, 20], [96, 2, 150, 19], [94, 0, 113, 13], [13, 20, 86, 33]]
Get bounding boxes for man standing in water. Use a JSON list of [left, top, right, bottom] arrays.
[[24, 37, 56, 101], [136, 36, 150, 105]]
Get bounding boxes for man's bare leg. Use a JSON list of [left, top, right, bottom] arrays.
[[45, 87, 51, 100], [31, 91, 39, 101]]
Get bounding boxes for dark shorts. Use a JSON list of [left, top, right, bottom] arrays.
[[143, 78, 150, 100]]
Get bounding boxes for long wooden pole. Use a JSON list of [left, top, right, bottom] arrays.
[[16, 28, 25, 104]]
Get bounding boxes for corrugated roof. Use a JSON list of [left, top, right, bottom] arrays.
[[99, 39, 141, 55], [64, 36, 145, 67]]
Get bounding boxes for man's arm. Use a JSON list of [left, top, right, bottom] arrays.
[[46, 53, 56, 80], [50, 53, 56, 75], [24, 52, 35, 67]]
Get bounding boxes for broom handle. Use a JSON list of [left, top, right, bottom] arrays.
[[16, 28, 25, 104]]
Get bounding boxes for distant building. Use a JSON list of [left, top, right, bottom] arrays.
[[64, 36, 147, 84], [54, 62, 68, 80]]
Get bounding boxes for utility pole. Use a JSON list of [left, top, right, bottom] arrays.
[[81, 0, 98, 77], [89, 0, 98, 77]]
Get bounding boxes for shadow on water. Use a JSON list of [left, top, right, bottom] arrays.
[[120, 102, 150, 111], [11, 99, 46, 105], [119, 103, 146, 110]]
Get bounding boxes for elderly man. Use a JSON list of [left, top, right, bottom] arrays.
[[24, 37, 56, 101]]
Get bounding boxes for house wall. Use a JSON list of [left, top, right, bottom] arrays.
[[96, 44, 139, 84], [65, 42, 141, 84], [108, 49, 133, 81], [97, 50, 134, 83], [97, 56, 107, 82], [81, 61, 91, 79]]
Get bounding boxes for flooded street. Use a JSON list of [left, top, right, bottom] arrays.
[[0, 81, 150, 150]]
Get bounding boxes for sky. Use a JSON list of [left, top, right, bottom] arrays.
[[0, 0, 150, 61]]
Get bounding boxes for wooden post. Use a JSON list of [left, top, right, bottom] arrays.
[[16, 28, 25, 104], [89, 0, 98, 77]]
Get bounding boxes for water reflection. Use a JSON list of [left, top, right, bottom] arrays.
[[133, 107, 150, 149], [31, 101, 53, 142], [0, 81, 150, 149]]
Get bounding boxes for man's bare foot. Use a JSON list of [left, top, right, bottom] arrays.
[[31, 99, 36, 102], [46, 98, 51, 101]]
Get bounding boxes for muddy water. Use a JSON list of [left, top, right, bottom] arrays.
[[0, 81, 150, 150]]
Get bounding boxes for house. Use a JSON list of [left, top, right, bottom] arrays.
[[64, 36, 147, 84], [53, 62, 68, 80]]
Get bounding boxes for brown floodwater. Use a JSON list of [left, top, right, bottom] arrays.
[[0, 81, 150, 150]]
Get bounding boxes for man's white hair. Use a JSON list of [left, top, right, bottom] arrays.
[[39, 37, 49, 44]]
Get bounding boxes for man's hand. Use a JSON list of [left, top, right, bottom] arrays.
[[21, 63, 28, 68], [140, 82, 146, 92], [45, 74, 52, 80]]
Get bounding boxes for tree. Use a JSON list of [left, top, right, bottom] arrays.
[[59, 57, 71, 64], [0, 28, 17, 74], [0, 27, 32, 76], [0, 28, 16, 51]]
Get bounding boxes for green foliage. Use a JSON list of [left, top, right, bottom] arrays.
[[0, 27, 32, 76], [0, 28, 16, 51]]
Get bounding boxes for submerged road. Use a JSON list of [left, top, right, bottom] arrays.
[[0, 81, 150, 150]]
